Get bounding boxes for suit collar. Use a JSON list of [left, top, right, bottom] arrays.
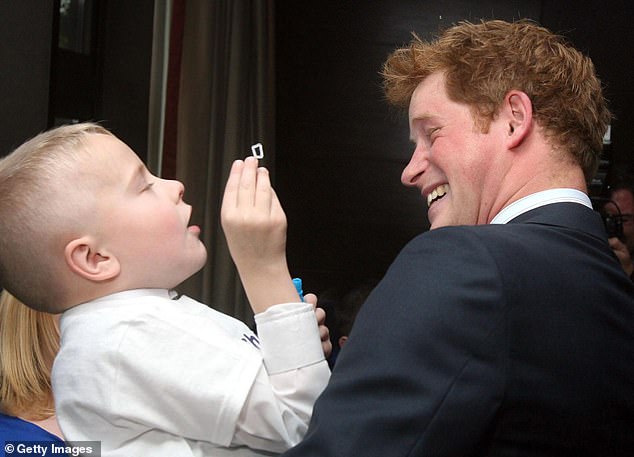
[[508, 202, 608, 241], [491, 189, 591, 224]]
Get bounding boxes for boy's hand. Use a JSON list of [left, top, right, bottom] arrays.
[[305, 293, 332, 358], [221, 157, 299, 313]]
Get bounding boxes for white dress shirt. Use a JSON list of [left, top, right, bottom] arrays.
[[490, 188, 592, 224]]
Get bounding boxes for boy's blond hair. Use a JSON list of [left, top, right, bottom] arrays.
[[0, 123, 112, 312], [0, 290, 60, 420]]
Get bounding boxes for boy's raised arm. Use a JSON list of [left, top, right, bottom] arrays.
[[221, 157, 301, 313]]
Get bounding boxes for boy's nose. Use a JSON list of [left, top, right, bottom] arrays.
[[163, 178, 185, 202], [175, 180, 185, 201]]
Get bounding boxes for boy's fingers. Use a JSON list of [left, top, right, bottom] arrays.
[[222, 159, 244, 210], [304, 293, 318, 308], [269, 187, 286, 222], [237, 157, 258, 208], [314, 306, 326, 324], [255, 167, 273, 211]]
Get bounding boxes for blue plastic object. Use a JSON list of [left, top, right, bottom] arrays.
[[292, 277, 304, 301]]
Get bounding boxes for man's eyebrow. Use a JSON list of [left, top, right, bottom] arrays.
[[409, 114, 436, 141], [411, 113, 437, 124]]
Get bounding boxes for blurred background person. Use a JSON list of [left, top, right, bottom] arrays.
[[332, 280, 377, 363], [606, 165, 634, 278]]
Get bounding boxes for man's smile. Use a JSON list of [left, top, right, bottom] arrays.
[[427, 184, 449, 208]]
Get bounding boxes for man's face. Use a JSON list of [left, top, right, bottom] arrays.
[[610, 188, 634, 252], [401, 72, 507, 229], [82, 134, 207, 289]]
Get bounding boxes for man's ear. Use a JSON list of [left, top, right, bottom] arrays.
[[503, 90, 533, 149], [64, 237, 120, 282]]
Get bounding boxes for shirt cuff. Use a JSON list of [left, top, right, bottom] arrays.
[[254, 302, 325, 374]]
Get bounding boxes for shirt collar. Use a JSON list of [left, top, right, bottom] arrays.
[[490, 188, 592, 224]]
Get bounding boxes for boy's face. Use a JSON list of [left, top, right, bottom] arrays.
[[83, 133, 207, 289]]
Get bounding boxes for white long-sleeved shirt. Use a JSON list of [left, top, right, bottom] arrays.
[[52, 289, 331, 456]]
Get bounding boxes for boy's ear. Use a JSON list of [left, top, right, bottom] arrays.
[[64, 237, 120, 282], [503, 90, 533, 149]]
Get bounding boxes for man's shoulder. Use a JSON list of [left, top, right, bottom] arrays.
[[398, 218, 589, 273], [408, 202, 602, 250], [405, 223, 522, 251]]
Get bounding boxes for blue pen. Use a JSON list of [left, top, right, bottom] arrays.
[[292, 278, 304, 302]]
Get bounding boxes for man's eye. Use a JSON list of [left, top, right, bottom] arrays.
[[427, 127, 441, 143], [143, 182, 154, 191]]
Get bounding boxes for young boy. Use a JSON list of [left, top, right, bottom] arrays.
[[0, 123, 331, 456]]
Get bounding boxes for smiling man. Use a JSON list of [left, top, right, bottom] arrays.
[[283, 19, 634, 456]]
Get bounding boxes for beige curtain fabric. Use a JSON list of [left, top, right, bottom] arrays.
[[175, 0, 275, 322]]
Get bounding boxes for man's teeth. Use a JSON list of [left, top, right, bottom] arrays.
[[427, 184, 448, 207]]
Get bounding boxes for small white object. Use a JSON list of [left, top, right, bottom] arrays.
[[251, 143, 264, 159]]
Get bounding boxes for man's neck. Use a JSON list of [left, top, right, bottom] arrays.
[[485, 156, 588, 224]]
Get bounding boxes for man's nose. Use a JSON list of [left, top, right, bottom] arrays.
[[401, 146, 428, 187]]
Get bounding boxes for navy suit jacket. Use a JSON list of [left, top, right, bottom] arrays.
[[284, 203, 634, 456]]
